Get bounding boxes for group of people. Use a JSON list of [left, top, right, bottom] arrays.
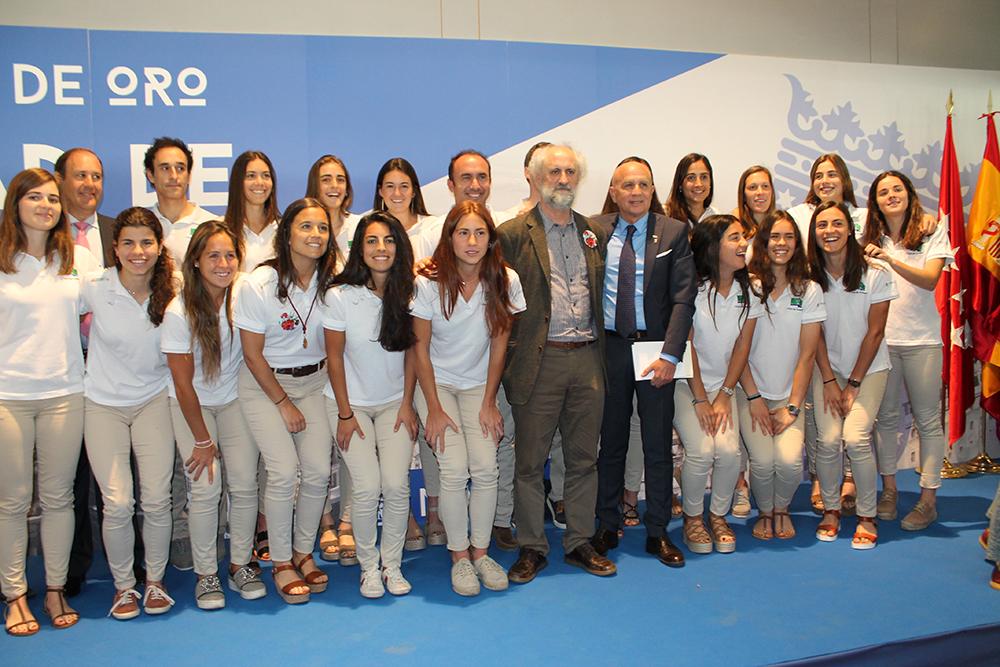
[[1, 133, 982, 639]]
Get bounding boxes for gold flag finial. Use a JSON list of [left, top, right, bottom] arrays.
[[947, 90, 954, 116]]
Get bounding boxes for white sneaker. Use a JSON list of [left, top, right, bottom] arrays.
[[382, 566, 412, 596], [451, 558, 481, 597], [472, 554, 509, 591], [732, 487, 752, 518], [360, 569, 385, 599]]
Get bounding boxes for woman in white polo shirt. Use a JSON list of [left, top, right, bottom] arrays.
[[0, 168, 99, 636], [664, 153, 719, 228], [325, 211, 419, 599], [163, 221, 265, 610], [731, 166, 776, 236], [82, 207, 178, 619], [224, 150, 280, 272], [739, 211, 825, 540], [235, 198, 338, 604], [861, 171, 950, 531], [305, 154, 362, 565], [676, 215, 763, 554], [412, 201, 525, 596], [809, 200, 897, 549]]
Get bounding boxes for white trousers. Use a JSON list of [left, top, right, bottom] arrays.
[[674, 383, 741, 516]]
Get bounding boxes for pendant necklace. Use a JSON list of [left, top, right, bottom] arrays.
[[287, 284, 319, 349]]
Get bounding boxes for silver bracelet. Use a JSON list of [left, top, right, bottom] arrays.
[[193, 439, 215, 449]]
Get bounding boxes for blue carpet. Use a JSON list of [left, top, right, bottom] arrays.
[[4, 473, 1000, 666]]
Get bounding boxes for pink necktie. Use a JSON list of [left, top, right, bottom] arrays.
[[74, 222, 92, 340]]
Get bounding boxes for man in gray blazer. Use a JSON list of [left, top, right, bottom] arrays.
[[498, 144, 616, 583], [55, 148, 116, 267], [590, 157, 696, 568]]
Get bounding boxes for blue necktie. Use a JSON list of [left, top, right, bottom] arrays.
[[616, 224, 636, 337]]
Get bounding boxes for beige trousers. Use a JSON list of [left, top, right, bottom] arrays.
[[736, 393, 805, 512], [674, 383, 742, 517]]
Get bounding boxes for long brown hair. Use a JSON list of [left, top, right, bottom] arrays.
[[430, 201, 514, 336], [224, 151, 280, 261], [305, 154, 354, 217], [736, 165, 776, 235], [749, 210, 811, 302], [264, 198, 339, 304], [112, 207, 176, 326], [0, 168, 74, 275], [862, 171, 926, 251], [805, 153, 858, 207], [665, 153, 713, 226], [181, 221, 241, 381], [372, 157, 430, 216], [808, 201, 864, 293]]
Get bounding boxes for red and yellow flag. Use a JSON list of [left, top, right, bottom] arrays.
[[936, 114, 974, 444], [967, 111, 1000, 420]]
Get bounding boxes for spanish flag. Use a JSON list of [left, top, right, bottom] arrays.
[[967, 111, 1000, 421]]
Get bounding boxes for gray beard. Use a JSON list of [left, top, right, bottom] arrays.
[[543, 187, 575, 209]]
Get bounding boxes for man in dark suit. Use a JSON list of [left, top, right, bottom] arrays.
[[590, 157, 696, 567], [55, 147, 145, 596], [498, 144, 616, 583]]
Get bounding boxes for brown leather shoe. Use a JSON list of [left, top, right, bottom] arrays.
[[492, 525, 518, 552], [590, 528, 619, 556], [508, 548, 547, 584], [646, 536, 685, 568], [564, 543, 616, 576]]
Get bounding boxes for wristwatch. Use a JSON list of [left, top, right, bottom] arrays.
[[719, 385, 735, 397], [847, 378, 862, 389], [786, 404, 801, 417]]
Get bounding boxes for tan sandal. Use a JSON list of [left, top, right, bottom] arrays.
[[43, 587, 79, 629], [291, 553, 328, 593], [319, 527, 340, 562], [752, 512, 774, 541], [272, 563, 310, 604], [338, 524, 358, 566], [683, 514, 713, 554], [774, 510, 796, 540], [708, 513, 736, 553]]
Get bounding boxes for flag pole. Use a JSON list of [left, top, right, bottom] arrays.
[[940, 90, 969, 479]]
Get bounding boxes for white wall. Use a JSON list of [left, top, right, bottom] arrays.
[[2, 0, 999, 70]]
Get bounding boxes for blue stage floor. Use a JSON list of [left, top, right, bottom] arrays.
[[4, 473, 1000, 666]]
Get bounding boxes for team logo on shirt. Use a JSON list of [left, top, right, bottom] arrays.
[[858, 281, 867, 293], [737, 294, 746, 304], [789, 296, 803, 309], [279, 311, 300, 331]]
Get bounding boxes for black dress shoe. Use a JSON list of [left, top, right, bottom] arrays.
[[508, 548, 548, 584], [492, 525, 518, 552], [590, 528, 619, 556], [646, 535, 685, 568], [564, 543, 616, 576]]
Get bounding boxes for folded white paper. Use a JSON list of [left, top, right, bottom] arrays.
[[632, 340, 692, 381]]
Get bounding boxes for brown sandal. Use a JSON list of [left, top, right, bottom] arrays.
[[43, 587, 79, 629], [752, 512, 774, 540], [852, 516, 878, 551], [4, 594, 39, 637], [338, 524, 358, 567], [682, 514, 712, 554], [272, 563, 310, 604], [291, 553, 328, 593], [708, 513, 736, 553], [774, 510, 796, 540]]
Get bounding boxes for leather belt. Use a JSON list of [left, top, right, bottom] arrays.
[[605, 329, 649, 341], [545, 339, 596, 350], [272, 359, 326, 377]]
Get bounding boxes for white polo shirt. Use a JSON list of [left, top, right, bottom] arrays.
[[0, 246, 100, 400], [81, 268, 170, 406], [234, 265, 327, 369], [334, 213, 363, 261], [749, 281, 826, 400], [150, 202, 217, 264], [161, 282, 244, 406], [242, 221, 278, 272], [788, 203, 867, 245], [688, 281, 765, 393], [822, 262, 898, 378], [322, 284, 405, 407], [880, 225, 953, 346], [412, 268, 527, 390]]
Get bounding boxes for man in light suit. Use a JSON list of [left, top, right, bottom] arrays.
[[498, 144, 616, 583], [590, 157, 695, 567]]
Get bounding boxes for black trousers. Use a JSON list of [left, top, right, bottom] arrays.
[[595, 334, 676, 537]]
